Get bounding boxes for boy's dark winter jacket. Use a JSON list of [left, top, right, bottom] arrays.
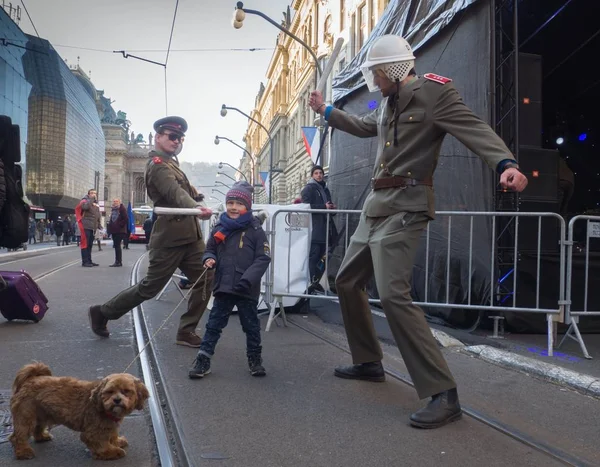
[[203, 214, 271, 300]]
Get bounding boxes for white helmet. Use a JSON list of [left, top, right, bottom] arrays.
[[360, 35, 415, 92]]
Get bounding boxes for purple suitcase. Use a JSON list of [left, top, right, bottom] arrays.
[[0, 270, 49, 322]]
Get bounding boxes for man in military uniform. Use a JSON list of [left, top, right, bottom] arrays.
[[309, 35, 528, 429], [88, 117, 213, 348]]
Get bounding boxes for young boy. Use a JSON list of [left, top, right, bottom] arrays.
[[189, 181, 271, 378]]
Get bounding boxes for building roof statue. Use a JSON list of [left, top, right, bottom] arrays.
[[97, 91, 117, 124], [115, 110, 131, 133]]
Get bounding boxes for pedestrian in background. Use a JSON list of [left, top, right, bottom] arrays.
[[28, 218, 36, 244], [143, 215, 154, 250], [123, 222, 131, 250], [73, 221, 80, 246], [54, 217, 64, 246], [75, 189, 101, 267], [107, 198, 127, 267], [36, 219, 44, 243], [301, 165, 336, 292], [95, 228, 103, 251], [62, 215, 71, 246]]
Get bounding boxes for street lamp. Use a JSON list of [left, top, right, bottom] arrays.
[[221, 105, 282, 204], [231, 2, 324, 202], [212, 188, 227, 197], [217, 171, 237, 183], [214, 135, 254, 183], [216, 160, 247, 183], [232, 2, 322, 79], [215, 180, 232, 189]]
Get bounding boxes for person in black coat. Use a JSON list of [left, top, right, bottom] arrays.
[[189, 181, 271, 379], [143, 215, 154, 250], [301, 165, 336, 288], [54, 217, 64, 246]]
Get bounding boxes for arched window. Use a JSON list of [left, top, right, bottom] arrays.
[[324, 15, 332, 43], [134, 176, 146, 206], [104, 186, 109, 202]]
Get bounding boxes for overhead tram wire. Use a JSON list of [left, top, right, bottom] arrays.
[[53, 44, 274, 53], [20, 0, 40, 37], [164, 0, 180, 115]]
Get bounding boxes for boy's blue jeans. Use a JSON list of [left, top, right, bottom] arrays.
[[199, 293, 262, 358]]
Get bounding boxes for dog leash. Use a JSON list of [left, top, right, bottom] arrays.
[[123, 267, 210, 373]]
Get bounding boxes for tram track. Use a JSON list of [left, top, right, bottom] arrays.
[[288, 317, 592, 467], [31, 259, 81, 281], [130, 253, 192, 467]]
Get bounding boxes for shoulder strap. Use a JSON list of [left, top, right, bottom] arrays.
[[424, 73, 452, 84]]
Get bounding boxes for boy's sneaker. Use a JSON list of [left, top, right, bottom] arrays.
[[188, 354, 211, 379], [248, 355, 266, 377]]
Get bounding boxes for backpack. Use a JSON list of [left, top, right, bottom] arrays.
[[0, 119, 30, 248]]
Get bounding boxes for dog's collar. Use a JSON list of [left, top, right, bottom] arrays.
[[103, 411, 123, 423]]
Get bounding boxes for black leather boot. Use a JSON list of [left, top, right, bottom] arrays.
[[88, 305, 110, 338], [334, 361, 385, 382], [410, 388, 462, 429]]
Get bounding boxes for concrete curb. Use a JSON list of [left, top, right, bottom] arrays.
[[464, 344, 600, 398], [0, 242, 110, 262], [0, 244, 74, 261], [366, 304, 600, 398], [431, 328, 465, 348]]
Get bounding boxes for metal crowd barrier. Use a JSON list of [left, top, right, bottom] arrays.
[[152, 207, 214, 302], [268, 208, 567, 356], [558, 215, 600, 359], [152, 207, 283, 325], [149, 206, 600, 360]]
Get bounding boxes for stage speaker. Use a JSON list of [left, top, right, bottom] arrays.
[[518, 145, 559, 202], [518, 199, 561, 253], [518, 53, 542, 147]]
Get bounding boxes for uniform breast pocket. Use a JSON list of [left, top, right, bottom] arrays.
[[397, 110, 426, 124]]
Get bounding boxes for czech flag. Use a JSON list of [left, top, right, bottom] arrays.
[[259, 171, 270, 201], [301, 126, 320, 164]]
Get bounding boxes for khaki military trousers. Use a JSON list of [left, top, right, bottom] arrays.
[[335, 211, 456, 399], [101, 240, 213, 335]]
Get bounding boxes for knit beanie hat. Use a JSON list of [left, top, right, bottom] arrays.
[[226, 181, 253, 210], [311, 165, 324, 176]]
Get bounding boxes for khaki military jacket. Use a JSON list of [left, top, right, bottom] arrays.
[[327, 75, 512, 218], [145, 150, 201, 248]]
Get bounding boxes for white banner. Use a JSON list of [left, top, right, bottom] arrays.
[[253, 203, 311, 310]]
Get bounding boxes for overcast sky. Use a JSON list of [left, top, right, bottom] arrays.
[[18, 0, 291, 166]]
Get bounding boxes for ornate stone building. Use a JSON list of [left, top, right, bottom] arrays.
[[243, 0, 389, 204], [101, 112, 154, 209]]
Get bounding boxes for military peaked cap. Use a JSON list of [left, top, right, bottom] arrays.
[[153, 116, 188, 135]]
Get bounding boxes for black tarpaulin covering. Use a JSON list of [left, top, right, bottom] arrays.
[[332, 0, 480, 103], [328, 0, 496, 329]]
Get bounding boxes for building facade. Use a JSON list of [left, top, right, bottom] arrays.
[[0, 7, 32, 175], [0, 8, 154, 221], [23, 39, 105, 216], [243, 0, 389, 204], [103, 121, 154, 209]]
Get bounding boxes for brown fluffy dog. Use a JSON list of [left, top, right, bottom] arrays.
[[9, 362, 150, 460]]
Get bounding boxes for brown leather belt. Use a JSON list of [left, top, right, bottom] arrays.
[[371, 175, 433, 191]]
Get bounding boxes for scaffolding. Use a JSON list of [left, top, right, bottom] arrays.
[[493, 0, 520, 306]]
